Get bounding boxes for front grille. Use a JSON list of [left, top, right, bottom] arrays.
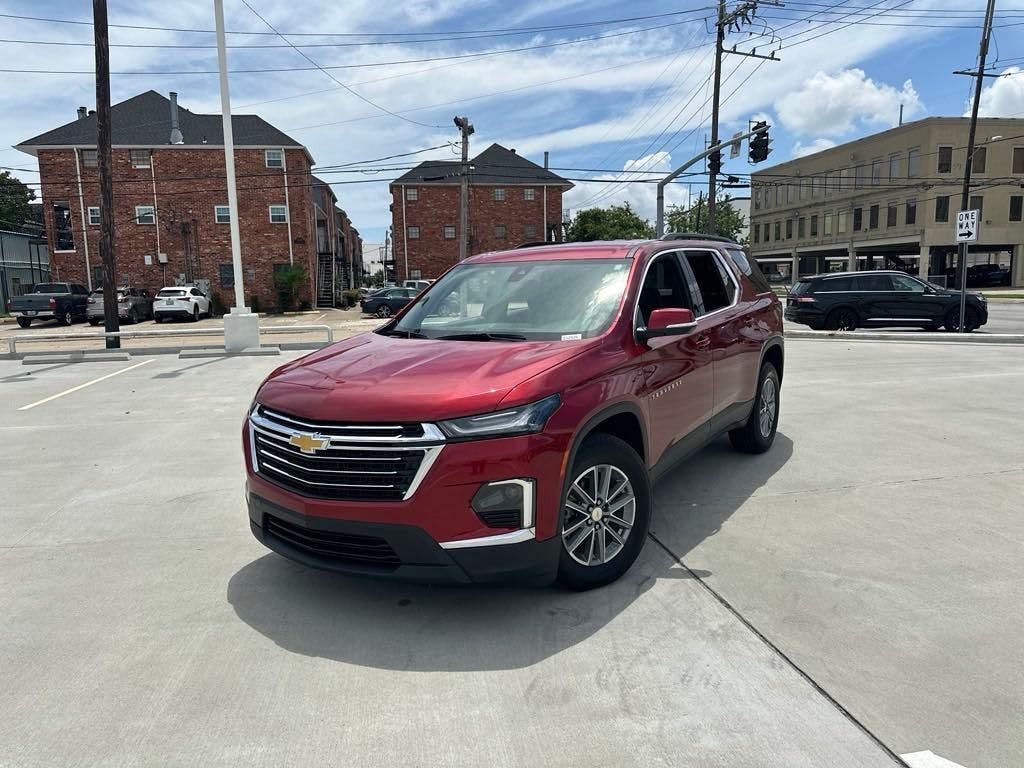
[[265, 514, 400, 568], [478, 509, 523, 529], [250, 406, 442, 502]]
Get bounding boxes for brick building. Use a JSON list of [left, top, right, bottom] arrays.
[[389, 144, 572, 281], [311, 175, 364, 305], [15, 90, 363, 309]]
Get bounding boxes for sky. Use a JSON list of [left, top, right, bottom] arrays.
[[2, 0, 1023, 247]]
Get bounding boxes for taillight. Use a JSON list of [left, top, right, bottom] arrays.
[[790, 295, 816, 303], [88, 297, 96, 304], [49, 297, 56, 308]]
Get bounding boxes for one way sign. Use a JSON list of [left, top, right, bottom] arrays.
[[956, 209, 979, 242]]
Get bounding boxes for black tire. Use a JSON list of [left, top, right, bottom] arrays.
[[375, 305, 393, 319], [154, 315, 163, 324], [825, 307, 858, 331], [944, 306, 979, 333], [88, 319, 100, 326], [191, 305, 200, 322], [59, 309, 73, 326], [16, 317, 31, 329], [556, 433, 651, 591], [729, 362, 781, 454]]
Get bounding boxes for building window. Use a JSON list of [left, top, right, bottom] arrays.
[[775, 185, 782, 205], [837, 211, 847, 234], [524, 188, 536, 201], [214, 205, 230, 224], [810, 215, 819, 237], [524, 224, 537, 239], [494, 224, 507, 238], [935, 196, 950, 222], [81, 149, 98, 168], [443, 225, 456, 239], [130, 149, 151, 169], [268, 205, 288, 223], [799, 179, 808, 200], [763, 222, 770, 242], [787, 184, 794, 204], [754, 188, 761, 210], [871, 159, 881, 185], [908, 148, 921, 177], [774, 221, 781, 241], [852, 207, 863, 230], [888, 152, 901, 179], [407, 226, 420, 239], [134, 205, 155, 225], [265, 149, 283, 168], [823, 212, 833, 236], [753, 226, 760, 243], [825, 172, 835, 196], [785, 219, 793, 239], [887, 202, 897, 228], [797, 217, 806, 238], [972, 146, 987, 174], [410, 269, 422, 280], [88, 206, 101, 226], [1009, 196, 1023, 222], [219, 263, 234, 288], [969, 195, 984, 217], [493, 188, 506, 201], [937, 146, 953, 174], [855, 164, 866, 188], [869, 205, 879, 229], [1013, 147, 1024, 174], [405, 187, 418, 201], [906, 199, 917, 225], [52, 201, 75, 250], [839, 169, 850, 192]]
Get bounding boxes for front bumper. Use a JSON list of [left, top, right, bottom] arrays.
[[13, 311, 55, 321], [248, 493, 560, 584]]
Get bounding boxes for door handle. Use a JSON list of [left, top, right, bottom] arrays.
[[695, 335, 711, 349]]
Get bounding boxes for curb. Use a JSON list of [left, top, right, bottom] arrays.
[[786, 329, 1024, 344], [0, 341, 327, 361]]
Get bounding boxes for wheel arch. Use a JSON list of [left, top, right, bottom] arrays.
[[824, 303, 860, 325], [761, 337, 784, 383]]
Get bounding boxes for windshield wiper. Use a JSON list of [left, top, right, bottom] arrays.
[[436, 332, 528, 342], [380, 328, 429, 339]]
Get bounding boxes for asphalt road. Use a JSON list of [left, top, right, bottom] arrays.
[[1, 340, 1021, 767]]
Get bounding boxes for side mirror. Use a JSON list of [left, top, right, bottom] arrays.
[[637, 307, 698, 343]]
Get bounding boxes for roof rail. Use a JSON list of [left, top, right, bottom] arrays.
[[514, 241, 551, 249], [659, 231, 738, 244]]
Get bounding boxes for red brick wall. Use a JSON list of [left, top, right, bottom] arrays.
[[390, 183, 565, 281], [36, 146, 316, 310]]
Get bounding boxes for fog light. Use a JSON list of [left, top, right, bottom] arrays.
[[471, 479, 534, 530]]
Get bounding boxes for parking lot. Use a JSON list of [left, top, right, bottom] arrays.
[[1, 339, 1022, 767]]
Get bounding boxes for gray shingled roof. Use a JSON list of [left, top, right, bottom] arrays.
[[16, 90, 303, 151], [392, 144, 571, 187]]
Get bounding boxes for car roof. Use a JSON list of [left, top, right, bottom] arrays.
[[463, 237, 737, 264], [803, 270, 910, 280]]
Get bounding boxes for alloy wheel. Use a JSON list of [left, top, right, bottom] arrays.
[[759, 376, 777, 438], [561, 464, 635, 566], [376, 306, 393, 318]]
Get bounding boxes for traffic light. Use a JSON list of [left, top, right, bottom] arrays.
[[748, 121, 772, 164], [708, 150, 722, 176]]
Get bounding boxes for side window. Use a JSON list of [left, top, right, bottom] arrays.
[[636, 253, 693, 326], [891, 274, 925, 292], [820, 277, 852, 291], [683, 250, 733, 315], [726, 247, 771, 293], [859, 274, 893, 291]]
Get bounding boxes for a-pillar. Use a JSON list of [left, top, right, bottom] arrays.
[[918, 244, 930, 280]]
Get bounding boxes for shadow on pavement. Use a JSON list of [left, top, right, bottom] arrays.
[[227, 433, 793, 672]]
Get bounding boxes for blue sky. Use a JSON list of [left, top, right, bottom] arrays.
[[2, 0, 1023, 248]]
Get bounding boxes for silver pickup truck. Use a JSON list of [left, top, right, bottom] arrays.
[[7, 282, 90, 328]]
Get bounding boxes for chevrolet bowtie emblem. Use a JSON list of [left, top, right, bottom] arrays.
[[289, 432, 329, 454]]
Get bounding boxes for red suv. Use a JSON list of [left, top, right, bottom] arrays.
[[244, 236, 783, 589]]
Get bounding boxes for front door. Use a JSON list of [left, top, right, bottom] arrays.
[[885, 273, 947, 324]]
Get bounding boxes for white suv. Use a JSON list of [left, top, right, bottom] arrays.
[[153, 286, 212, 323]]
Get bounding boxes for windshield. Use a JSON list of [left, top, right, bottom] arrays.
[[158, 289, 186, 297], [390, 259, 630, 341]]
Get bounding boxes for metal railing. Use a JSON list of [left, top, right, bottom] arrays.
[[7, 324, 333, 355]]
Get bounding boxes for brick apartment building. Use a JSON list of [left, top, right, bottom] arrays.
[[311, 175, 364, 306], [389, 144, 572, 281], [15, 90, 363, 309]]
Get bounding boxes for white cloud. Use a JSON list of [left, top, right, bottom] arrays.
[[563, 151, 694, 221], [974, 67, 1024, 117], [774, 69, 922, 137], [792, 138, 837, 158]]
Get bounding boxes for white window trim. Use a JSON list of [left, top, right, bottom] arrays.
[[406, 187, 418, 201], [130, 150, 151, 169], [443, 225, 456, 239], [493, 188, 506, 201], [215, 205, 231, 224], [407, 226, 420, 239], [134, 205, 156, 225], [523, 188, 535, 201], [265, 149, 284, 168], [268, 204, 288, 223], [88, 206, 100, 226]]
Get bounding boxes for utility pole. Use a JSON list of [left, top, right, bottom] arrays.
[[954, 0, 996, 333], [93, 0, 119, 349], [706, 0, 780, 236], [454, 116, 474, 261]]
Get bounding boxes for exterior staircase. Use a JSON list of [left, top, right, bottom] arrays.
[[316, 254, 334, 307]]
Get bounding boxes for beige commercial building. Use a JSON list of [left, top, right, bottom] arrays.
[[748, 117, 1024, 288]]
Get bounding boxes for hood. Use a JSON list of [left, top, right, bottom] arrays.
[[256, 331, 593, 423]]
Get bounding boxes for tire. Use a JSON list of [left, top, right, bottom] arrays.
[[191, 305, 200, 322], [944, 306, 979, 333], [59, 309, 73, 326], [729, 362, 781, 455], [154, 315, 163, 324], [128, 309, 138, 325], [825, 307, 858, 331], [556, 433, 651, 591], [375, 305, 393, 318], [89, 319, 100, 326], [16, 317, 31, 329]]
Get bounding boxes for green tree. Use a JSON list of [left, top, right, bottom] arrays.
[[0, 170, 36, 231], [566, 202, 654, 242], [274, 263, 309, 312], [665, 195, 747, 243]]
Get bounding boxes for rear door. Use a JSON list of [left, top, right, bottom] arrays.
[[851, 272, 893, 321]]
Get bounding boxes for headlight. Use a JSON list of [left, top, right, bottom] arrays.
[[438, 394, 561, 439]]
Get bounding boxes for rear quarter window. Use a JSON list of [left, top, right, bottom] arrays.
[[791, 280, 812, 294], [725, 248, 772, 294], [818, 277, 852, 291]]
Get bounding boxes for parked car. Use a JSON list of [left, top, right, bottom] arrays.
[[785, 270, 988, 332], [153, 286, 212, 322], [7, 282, 89, 328], [87, 287, 153, 325], [966, 263, 1011, 287], [359, 287, 418, 318], [403, 279, 434, 291], [244, 236, 784, 588]]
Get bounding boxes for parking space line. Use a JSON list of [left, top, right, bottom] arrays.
[[17, 359, 154, 411]]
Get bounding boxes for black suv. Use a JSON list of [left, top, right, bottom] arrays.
[[785, 271, 988, 332]]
